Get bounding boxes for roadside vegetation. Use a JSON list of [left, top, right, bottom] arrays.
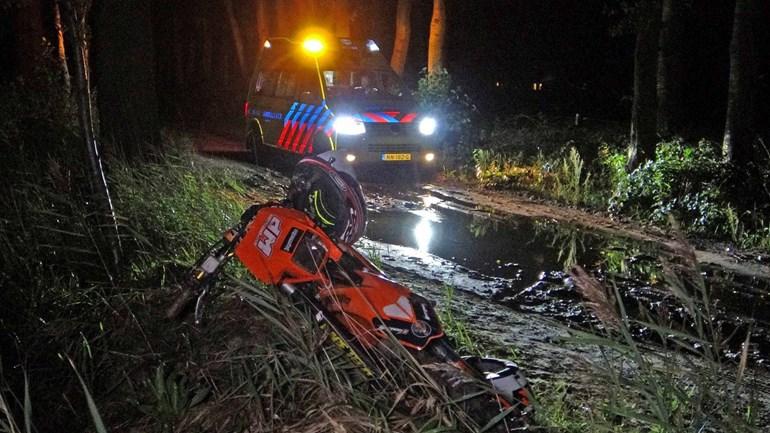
[[0, 66, 502, 433], [416, 70, 770, 253], [468, 121, 770, 252], [0, 126, 483, 431], [0, 64, 764, 433]]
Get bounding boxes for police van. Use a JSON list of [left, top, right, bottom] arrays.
[[245, 36, 439, 169]]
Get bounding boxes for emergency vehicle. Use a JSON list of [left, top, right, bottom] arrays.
[[245, 36, 440, 169]]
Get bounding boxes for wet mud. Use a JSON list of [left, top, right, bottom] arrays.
[[361, 183, 770, 368]]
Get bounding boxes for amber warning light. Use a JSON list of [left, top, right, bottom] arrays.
[[302, 37, 325, 55]]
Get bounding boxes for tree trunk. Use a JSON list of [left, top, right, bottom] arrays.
[[61, 0, 121, 268], [723, 0, 756, 164], [332, 0, 351, 37], [427, 0, 446, 74], [13, 0, 45, 78], [273, 0, 290, 36], [628, 0, 661, 170], [656, 0, 684, 136], [224, 0, 247, 80], [256, 0, 270, 45], [391, 0, 412, 76], [54, 2, 71, 94]]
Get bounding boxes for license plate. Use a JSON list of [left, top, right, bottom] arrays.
[[381, 153, 412, 161]]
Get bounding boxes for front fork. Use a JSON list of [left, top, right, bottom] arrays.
[[166, 227, 241, 324], [166, 204, 271, 323]]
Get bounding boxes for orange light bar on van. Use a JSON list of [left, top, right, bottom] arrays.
[[302, 37, 325, 56]]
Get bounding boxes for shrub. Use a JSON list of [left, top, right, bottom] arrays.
[[610, 139, 730, 234], [416, 68, 479, 168], [553, 147, 591, 206]]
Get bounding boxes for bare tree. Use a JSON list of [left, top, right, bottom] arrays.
[[60, 0, 121, 267], [723, 0, 756, 163], [427, 0, 446, 74], [54, 1, 71, 93], [628, 0, 662, 169], [332, 0, 351, 37], [391, 0, 412, 76], [225, 0, 247, 79], [256, 0, 271, 44], [656, 0, 684, 136]]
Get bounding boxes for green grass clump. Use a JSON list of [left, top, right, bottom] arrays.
[[563, 243, 761, 433], [0, 133, 265, 433], [110, 141, 251, 274]]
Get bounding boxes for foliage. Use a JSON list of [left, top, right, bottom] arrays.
[[553, 147, 591, 206], [436, 285, 484, 356], [567, 245, 760, 433], [468, 116, 770, 249], [416, 68, 479, 168], [481, 114, 626, 164], [472, 148, 548, 190], [110, 139, 249, 273], [133, 366, 209, 431], [0, 133, 257, 432], [473, 146, 595, 207], [610, 139, 730, 234], [0, 47, 78, 158]]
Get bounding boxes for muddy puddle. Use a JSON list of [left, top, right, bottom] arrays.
[[361, 186, 770, 367]]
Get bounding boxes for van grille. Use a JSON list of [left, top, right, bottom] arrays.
[[365, 123, 413, 136]]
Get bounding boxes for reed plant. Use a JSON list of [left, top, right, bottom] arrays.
[[563, 234, 761, 433]]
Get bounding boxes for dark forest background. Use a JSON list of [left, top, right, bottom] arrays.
[[3, 0, 769, 150], [2, 2, 770, 432]]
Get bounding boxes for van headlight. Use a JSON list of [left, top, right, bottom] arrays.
[[333, 116, 366, 135], [418, 117, 437, 136]]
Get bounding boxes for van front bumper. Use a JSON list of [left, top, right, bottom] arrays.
[[334, 134, 439, 166]]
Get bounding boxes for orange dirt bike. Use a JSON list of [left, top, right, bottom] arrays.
[[167, 156, 533, 430]]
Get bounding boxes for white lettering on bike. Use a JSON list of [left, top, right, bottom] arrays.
[[383, 296, 414, 321], [256, 215, 282, 256]]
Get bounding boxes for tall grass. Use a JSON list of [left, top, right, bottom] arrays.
[[565, 236, 761, 433], [153, 275, 498, 433], [474, 146, 593, 207], [0, 135, 269, 432], [553, 147, 590, 206]]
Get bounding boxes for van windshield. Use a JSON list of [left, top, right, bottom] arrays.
[[322, 69, 404, 98]]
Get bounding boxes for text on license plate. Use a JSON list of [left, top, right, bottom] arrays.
[[381, 153, 412, 161]]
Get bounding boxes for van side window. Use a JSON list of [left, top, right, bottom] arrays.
[[297, 71, 322, 103], [255, 71, 278, 96], [275, 72, 297, 97]]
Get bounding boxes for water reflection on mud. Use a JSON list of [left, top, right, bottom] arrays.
[[365, 200, 770, 366]]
